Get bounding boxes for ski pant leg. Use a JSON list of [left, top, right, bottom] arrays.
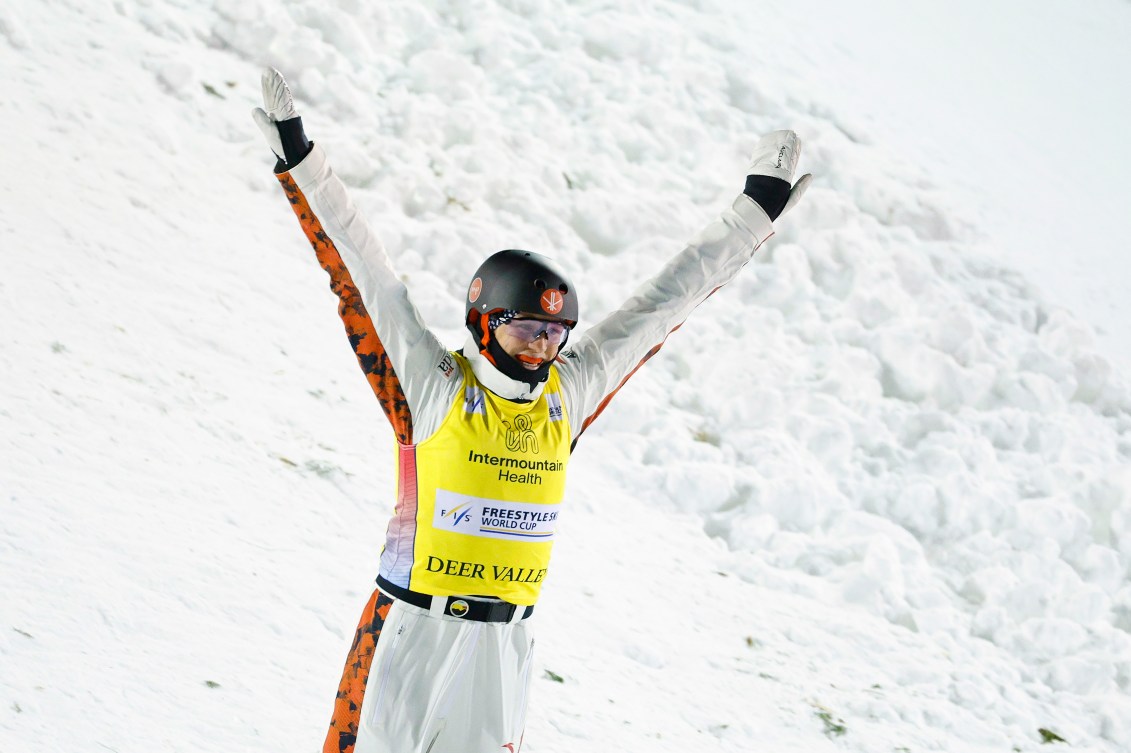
[[323, 587, 396, 753], [429, 617, 536, 753], [352, 602, 536, 753]]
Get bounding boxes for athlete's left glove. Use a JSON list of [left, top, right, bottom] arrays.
[[742, 130, 812, 222], [252, 67, 312, 168]]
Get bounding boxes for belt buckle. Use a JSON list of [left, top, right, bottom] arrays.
[[446, 598, 472, 618], [486, 602, 513, 623]]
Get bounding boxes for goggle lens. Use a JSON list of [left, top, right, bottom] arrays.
[[506, 318, 571, 346]]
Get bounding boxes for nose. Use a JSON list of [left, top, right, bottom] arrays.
[[528, 336, 554, 357]]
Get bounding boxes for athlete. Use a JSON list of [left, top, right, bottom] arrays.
[[253, 68, 810, 753]]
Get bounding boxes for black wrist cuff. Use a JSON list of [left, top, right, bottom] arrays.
[[743, 175, 791, 221], [277, 117, 313, 166]]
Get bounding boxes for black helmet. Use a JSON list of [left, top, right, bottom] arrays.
[[465, 249, 578, 325], [465, 249, 578, 390]]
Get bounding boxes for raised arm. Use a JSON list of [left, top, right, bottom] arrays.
[[557, 131, 811, 445], [254, 68, 459, 444]]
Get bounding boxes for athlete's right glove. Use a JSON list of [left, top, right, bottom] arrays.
[[251, 67, 312, 168], [742, 130, 812, 222]]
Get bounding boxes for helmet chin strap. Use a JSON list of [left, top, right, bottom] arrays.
[[485, 337, 551, 390]]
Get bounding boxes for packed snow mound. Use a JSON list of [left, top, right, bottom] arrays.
[[3, 1, 1130, 752], [219, 0, 1131, 695]]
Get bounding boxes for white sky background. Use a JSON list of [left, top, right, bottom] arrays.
[[757, 0, 1131, 368], [2, 1, 1131, 752]]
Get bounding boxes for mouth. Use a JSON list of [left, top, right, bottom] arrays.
[[516, 355, 544, 369]]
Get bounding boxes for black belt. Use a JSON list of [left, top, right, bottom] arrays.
[[377, 576, 534, 623]]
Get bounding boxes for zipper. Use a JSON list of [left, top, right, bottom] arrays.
[[368, 622, 407, 725]]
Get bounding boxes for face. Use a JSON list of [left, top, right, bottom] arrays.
[[495, 315, 570, 370]]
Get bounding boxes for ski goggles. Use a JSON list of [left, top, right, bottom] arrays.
[[504, 318, 571, 346]]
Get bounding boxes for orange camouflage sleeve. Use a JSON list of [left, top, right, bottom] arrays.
[[276, 172, 413, 445]]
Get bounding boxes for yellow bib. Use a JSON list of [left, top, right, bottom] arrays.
[[379, 352, 571, 606]]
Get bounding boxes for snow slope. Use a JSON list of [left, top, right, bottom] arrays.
[[2, 1, 1130, 752]]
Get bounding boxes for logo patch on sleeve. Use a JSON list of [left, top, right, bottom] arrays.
[[437, 354, 456, 379]]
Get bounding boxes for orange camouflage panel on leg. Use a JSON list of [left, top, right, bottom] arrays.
[[324, 587, 395, 753], [277, 173, 413, 444]]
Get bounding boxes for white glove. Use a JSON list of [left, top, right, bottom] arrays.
[[746, 130, 812, 218], [251, 67, 299, 162]]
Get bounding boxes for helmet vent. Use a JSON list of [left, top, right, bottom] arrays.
[[559, 284, 569, 294], [534, 278, 547, 290]]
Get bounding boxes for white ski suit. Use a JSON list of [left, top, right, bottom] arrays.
[[274, 143, 776, 753]]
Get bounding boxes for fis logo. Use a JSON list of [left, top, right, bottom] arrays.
[[442, 503, 474, 526], [464, 386, 486, 415]]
